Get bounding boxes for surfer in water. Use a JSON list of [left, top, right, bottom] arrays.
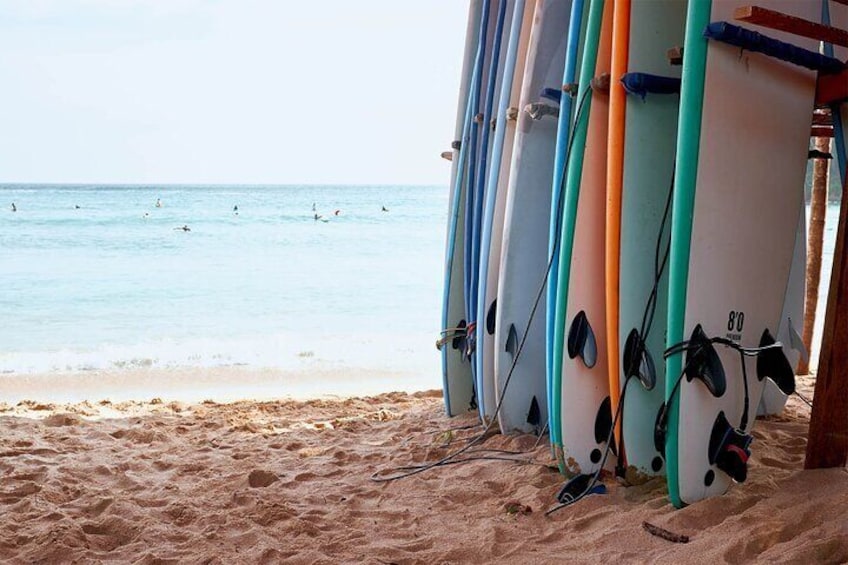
[[156, 198, 163, 208], [233, 204, 239, 216], [381, 206, 389, 212], [174, 225, 191, 232], [10, 202, 16, 212]]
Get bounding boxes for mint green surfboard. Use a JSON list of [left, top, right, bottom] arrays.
[[551, 0, 609, 475]]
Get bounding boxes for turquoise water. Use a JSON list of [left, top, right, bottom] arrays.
[[0, 184, 447, 377], [0, 184, 839, 383]]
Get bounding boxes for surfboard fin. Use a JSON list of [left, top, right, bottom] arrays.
[[709, 411, 752, 484], [653, 404, 667, 455], [594, 397, 615, 456], [486, 300, 497, 336], [623, 329, 656, 391], [684, 325, 726, 398], [567, 311, 597, 368], [787, 317, 809, 365], [527, 396, 540, 428], [505, 323, 518, 359], [756, 329, 795, 395]]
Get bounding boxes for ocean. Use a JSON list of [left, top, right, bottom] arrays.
[[0, 183, 840, 399], [0, 184, 448, 384]]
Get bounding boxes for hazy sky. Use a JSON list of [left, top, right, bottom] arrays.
[[0, 1, 469, 185]]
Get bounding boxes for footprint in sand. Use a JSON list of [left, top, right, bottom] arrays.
[[0, 482, 41, 504], [248, 469, 279, 488], [80, 516, 140, 552]]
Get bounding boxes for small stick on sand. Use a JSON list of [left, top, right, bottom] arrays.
[[642, 521, 690, 543]]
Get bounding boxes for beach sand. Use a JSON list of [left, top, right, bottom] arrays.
[[0, 374, 845, 563]]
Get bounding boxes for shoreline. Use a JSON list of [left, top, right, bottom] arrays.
[[0, 365, 439, 405]]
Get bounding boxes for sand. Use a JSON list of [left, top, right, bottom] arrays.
[[0, 374, 845, 564]]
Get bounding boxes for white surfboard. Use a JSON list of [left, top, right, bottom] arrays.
[[476, 0, 536, 422], [665, 0, 820, 507], [495, 0, 571, 434], [441, 0, 486, 417], [758, 208, 806, 416]]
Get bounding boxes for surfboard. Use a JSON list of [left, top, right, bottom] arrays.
[[551, 0, 613, 476], [665, 0, 820, 507], [470, 0, 515, 421], [441, 0, 488, 417], [495, 0, 571, 434], [476, 0, 536, 422], [759, 209, 806, 416], [759, 0, 845, 418], [608, 0, 687, 482], [546, 0, 588, 456], [466, 1, 510, 408]]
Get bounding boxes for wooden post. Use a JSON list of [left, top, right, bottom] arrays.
[[798, 136, 831, 375], [805, 159, 848, 470]]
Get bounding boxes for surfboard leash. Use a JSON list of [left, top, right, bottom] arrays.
[[372, 87, 595, 485]]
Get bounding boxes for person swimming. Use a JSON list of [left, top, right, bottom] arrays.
[[174, 224, 191, 232]]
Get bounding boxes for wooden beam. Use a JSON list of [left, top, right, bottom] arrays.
[[813, 111, 833, 127], [734, 6, 848, 48], [816, 67, 848, 106], [805, 156, 848, 470], [811, 126, 835, 138], [666, 46, 683, 66]]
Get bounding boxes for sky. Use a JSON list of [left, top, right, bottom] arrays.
[[0, 0, 469, 185]]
